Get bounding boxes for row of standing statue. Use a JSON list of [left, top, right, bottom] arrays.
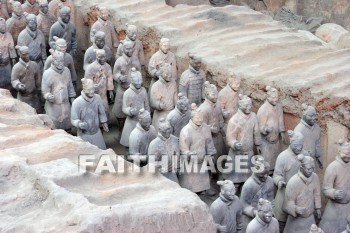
[[0, 2, 349, 233]]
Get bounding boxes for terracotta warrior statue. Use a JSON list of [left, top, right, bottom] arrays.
[[48, 0, 75, 23], [0, 17, 17, 91], [112, 40, 141, 133], [37, 0, 56, 52], [148, 118, 180, 183], [309, 224, 324, 233], [42, 49, 76, 130], [11, 45, 41, 112], [21, 0, 39, 15], [84, 49, 114, 118], [246, 199, 279, 233], [225, 94, 262, 191], [6, 1, 26, 46], [150, 62, 177, 131], [129, 109, 156, 165], [17, 13, 47, 73], [319, 140, 350, 233], [71, 78, 109, 150], [84, 30, 113, 71], [283, 154, 322, 233], [179, 53, 206, 106], [210, 180, 243, 233], [116, 24, 145, 66], [120, 68, 149, 147], [218, 73, 242, 130], [148, 37, 177, 89], [273, 130, 309, 232], [198, 81, 226, 160], [294, 103, 323, 169], [90, 6, 118, 53], [49, 5, 77, 56], [0, 0, 10, 20], [341, 215, 350, 233], [257, 86, 287, 174], [166, 93, 191, 138], [241, 158, 274, 230], [44, 37, 77, 88], [178, 103, 216, 194]]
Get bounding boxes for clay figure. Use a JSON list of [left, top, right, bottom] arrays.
[[71, 78, 108, 150], [11, 45, 41, 112], [224, 95, 262, 188], [84, 49, 114, 118], [241, 158, 275, 230], [120, 68, 149, 147], [179, 53, 206, 106], [198, 81, 227, 160], [0, 17, 17, 91], [309, 224, 324, 233], [17, 13, 47, 73], [210, 180, 243, 233], [37, 0, 56, 52], [166, 93, 191, 138], [6, 1, 26, 46], [49, 5, 76, 56], [148, 118, 180, 183], [21, 0, 39, 15], [319, 140, 350, 233], [90, 7, 118, 53], [116, 24, 145, 66], [148, 37, 177, 90], [294, 104, 323, 169], [41, 49, 76, 130], [341, 215, 350, 233], [218, 73, 242, 129], [48, 0, 75, 23], [257, 86, 286, 173], [44, 37, 77, 88], [150, 62, 177, 131], [283, 154, 322, 233], [84, 30, 113, 70], [273, 130, 310, 232], [246, 199, 279, 233], [178, 103, 216, 193], [111, 40, 141, 132], [0, 0, 10, 20]]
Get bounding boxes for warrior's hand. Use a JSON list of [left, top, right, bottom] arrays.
[[70, 97, 75, 103], [217, 225, 227, 233], [108, 91, 114, 101], [47, 94, 55, 103], [72, 49, 77, 57], [262, 125, 272, 135], [130, 107, 138, 116], [335, 190, 345, 200], [18, 84, 26, 93], [12, 59, 16, 65], [256, 145, 262, 154], [295, 206, 307, 215], [234, 142, 243, 151], [102, 122, 109, 132], [315, 209, 322, 219], [222, 111, 230, 119], [159, 101, 166, 110], [278, 181, 286, 189], [78, 122, 88, 130], [155, 70, 160, 79], [316, 157, 323, 169], [210, 125, 219, 134]]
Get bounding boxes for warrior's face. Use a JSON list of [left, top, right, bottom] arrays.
[[123, 44, 134, 57], [27, 19, 37, 32], [221, 183, 235, 201], [229, 78, 240, 91], [53, 55, 65, 70], [132, 75, 142, 89], [28, 0, 36, 5], [340, 146, 350, 163], [20, 51, 30, 63], [95, 37, 105, 49], [127, 29, 137, 41], [267, 95, 278, 106], [84, 84, 95, 98], [159, 122, 172, 139], [300, 162, 314, 178], [140, 117, 151, 131], [290, 140, 303, 155], [56, 44, 67, 53], [60, 12, 70, 24], [160, 41, 170, 54], [39, 4, 49, 14], [239, 101, 252, 115], [192, 113, 203, 127], [258, 208, 273, 224], [303, 110, 317, 126], [97, 53, 106, 65], [13, 3, 23, 16], [99, 9, 109, 21], [190, 58, 201, 71], [177, 98, 189, 114], [0, 21, 6, 34], [255, 169, 269, 183], [207, 88, 218, 103]]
